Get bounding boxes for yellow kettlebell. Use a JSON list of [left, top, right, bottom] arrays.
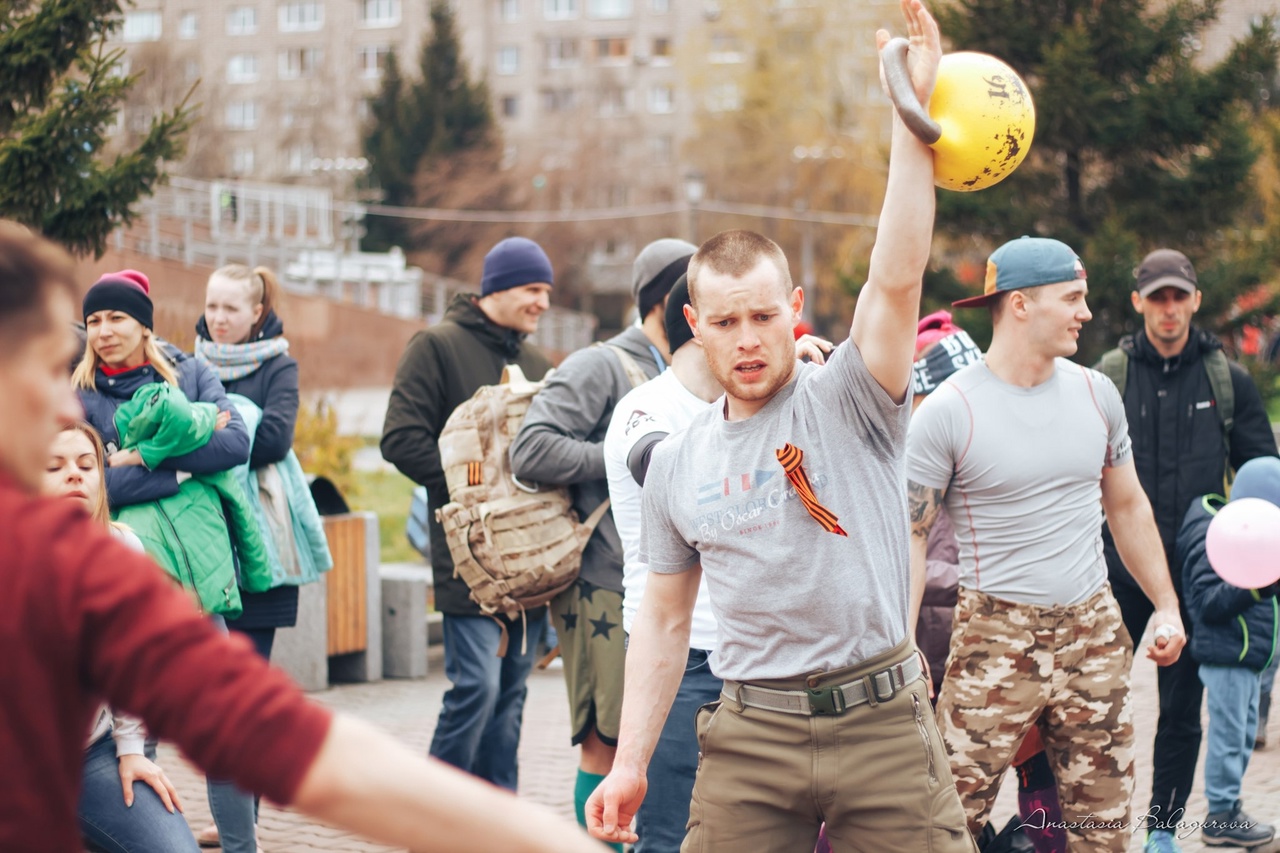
[[882, 39, 1036, 192]]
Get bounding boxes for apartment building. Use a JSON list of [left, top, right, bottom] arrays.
[[111, 0, 431, 186]]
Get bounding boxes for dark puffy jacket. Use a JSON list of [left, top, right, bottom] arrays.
[[197, 313, 299, 470], [196, 311, 302, 630], [1178, 495, 1279, 672], [1100, 327, 1278, 592], [78, 344, 250, 510], [381, 294, 553, 615]]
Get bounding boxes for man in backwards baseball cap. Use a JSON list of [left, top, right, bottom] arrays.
[[908, 234, 1186, 848]]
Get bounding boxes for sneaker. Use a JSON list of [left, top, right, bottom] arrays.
[[1143, 829, 1181, 852], [1202, 801, 1276, 848]]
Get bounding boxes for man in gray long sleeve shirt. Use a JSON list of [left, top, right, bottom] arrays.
[[509, 238, 693, 841]]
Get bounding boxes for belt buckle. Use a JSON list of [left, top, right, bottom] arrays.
[[806, 683, 846, 716], [865, 668, 897, 706]]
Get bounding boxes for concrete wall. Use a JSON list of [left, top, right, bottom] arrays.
[[75, 248, 422, 391]]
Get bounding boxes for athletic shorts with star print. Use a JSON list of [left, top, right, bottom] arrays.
[[549, 578, 625, 746]]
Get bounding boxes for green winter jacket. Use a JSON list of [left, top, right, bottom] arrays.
[[111, 383, 271, 616]]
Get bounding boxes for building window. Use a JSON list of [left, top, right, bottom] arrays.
[[227, 6, 257, 34], [499, 0, 520, 21], [589, 0, 631, 18], [597, 86, 631, 116], [705, 82, 742, 112], [359, 0, 399, 27], [179, 12, 199, 39], [709, 32, 744, 63], [279, 47, 323, 78], [231, 146, 255, 175], [279, 2, 324, 32], [286, 144, 315, 175], [648, 85, 673, 114], [497, 46, 519, 75], [122, 11, 162, 42], [595, 37, 629, 62], [357, 45, 391, 79], [109, 57, 132, 78], [652, 37, 672, 63], [649, 134, 673, 164], [544, 0, 577, 20], [651, 0, 670, 11], [225, 100, 259, 130], [546, 38, 580, 68], [184, 59, 201, 81], [501, 95, 519, 118], [541, 88, 575, 113], [227, 53, 259, 83]]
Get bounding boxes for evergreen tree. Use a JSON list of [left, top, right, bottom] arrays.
[[362, 0, 492, 251], [932, 0, 1278, 361], [0, 0, 192, 257]]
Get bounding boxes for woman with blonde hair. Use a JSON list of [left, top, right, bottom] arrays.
[[193, 263, 333, 850], [43, 422, 201, 853], [75, 270, 262, 853]]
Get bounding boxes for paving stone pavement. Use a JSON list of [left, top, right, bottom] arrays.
[[158, 641, 1280, 852]]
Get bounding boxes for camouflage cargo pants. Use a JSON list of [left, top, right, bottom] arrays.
[[936, 585, 1135, 852]]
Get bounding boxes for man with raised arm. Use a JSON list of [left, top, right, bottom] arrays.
[[586, 3, 976, 850]]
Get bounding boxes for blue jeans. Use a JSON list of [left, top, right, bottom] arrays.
[[634, 647, 723, 853], [1199, 664, 1261, 813], [429, 610, 547, 791], [207, 614, 257, 853], [79, 734, 200, 853]]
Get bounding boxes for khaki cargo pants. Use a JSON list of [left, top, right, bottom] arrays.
[[936, 585, 1135, 852], [683, 637, 977, 853]]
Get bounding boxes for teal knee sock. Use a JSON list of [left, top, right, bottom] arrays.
[[574, 769, 622, 852]]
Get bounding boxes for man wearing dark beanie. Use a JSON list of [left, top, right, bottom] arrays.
[[382, 236, 554, 791], [509, 237, 693, 846]]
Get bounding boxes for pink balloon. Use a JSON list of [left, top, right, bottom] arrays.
[[1205, 497, 1280, 589]]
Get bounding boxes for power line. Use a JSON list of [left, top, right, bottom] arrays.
[[351, 199, 879, 228]]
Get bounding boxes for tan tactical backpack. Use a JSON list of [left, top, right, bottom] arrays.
[[435, 347, 645, 617]]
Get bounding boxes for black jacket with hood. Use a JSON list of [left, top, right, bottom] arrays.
[[1100, 327, 1277, 593], [381, 294, 553, 616]]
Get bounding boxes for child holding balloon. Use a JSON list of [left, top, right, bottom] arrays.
[[1177, 456, 1280, 849]]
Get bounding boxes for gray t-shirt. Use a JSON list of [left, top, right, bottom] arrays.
[[641, 340, 911, 682], [905, 359, 1133, 606]]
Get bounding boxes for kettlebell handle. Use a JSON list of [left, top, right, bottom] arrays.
[[881, 37, 942, 145]]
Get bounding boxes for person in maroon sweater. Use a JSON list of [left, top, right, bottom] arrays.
[[0, 221, 605, 853]]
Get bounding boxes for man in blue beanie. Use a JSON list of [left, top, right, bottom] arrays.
[[1178, 456, 1280, 849], [382, 236, 554, 790]]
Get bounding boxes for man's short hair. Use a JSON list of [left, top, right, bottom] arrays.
[[687, 230, 792, 309], [0, 222, 76, 356]]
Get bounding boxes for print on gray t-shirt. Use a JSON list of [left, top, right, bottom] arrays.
[[906, 359, 1133, 606], [641, 340, 911, 683]]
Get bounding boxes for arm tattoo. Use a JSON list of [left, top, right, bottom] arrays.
[[907, 479, 945, 539]]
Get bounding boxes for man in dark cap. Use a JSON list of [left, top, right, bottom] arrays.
[[381, 236, 555, 790], [1094, 248, 1277, 853], [510, 237, 694, 846]]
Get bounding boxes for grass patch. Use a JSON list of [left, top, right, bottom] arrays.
[[349, 468, 422, 565]]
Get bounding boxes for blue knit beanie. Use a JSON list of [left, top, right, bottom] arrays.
[[481, 237, 554, 296], [1231, 457, 1280, 507]]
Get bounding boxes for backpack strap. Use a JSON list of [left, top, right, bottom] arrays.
[[1203, 348, 1235, 469], [602, 343, 651, 390], [1097, 348, 1128, 398], [581, 497, 612, 533]]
